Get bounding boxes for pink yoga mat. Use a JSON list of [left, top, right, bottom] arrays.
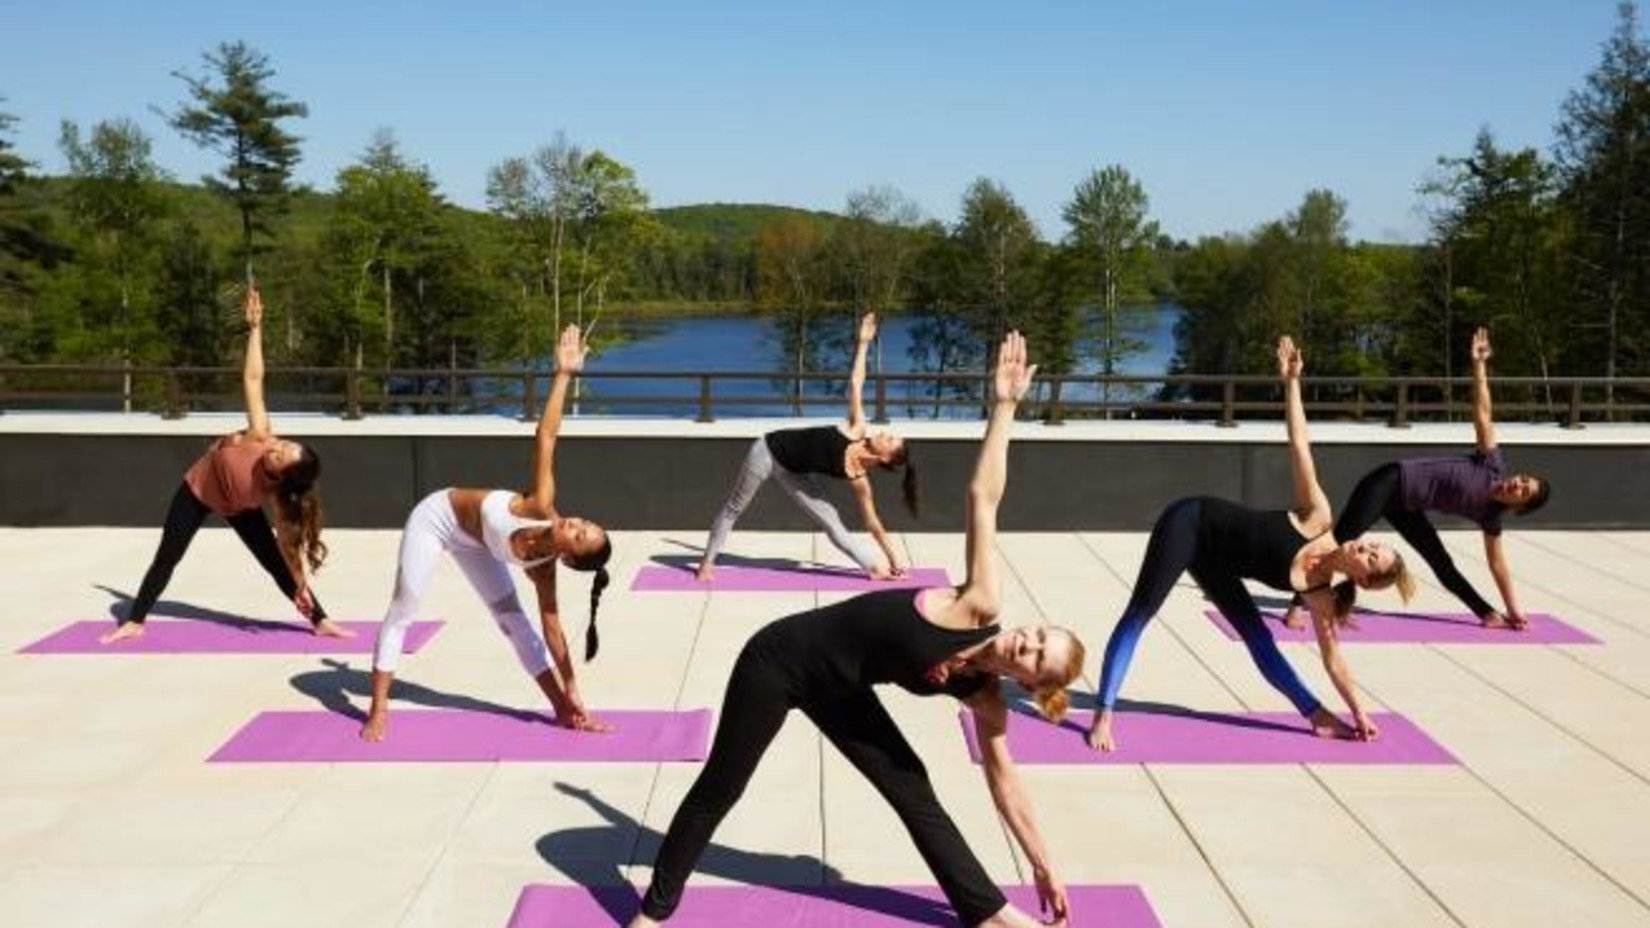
[[960, 708, 1456, 765], [17, 620, 442, 655], [632, 564, 952, 592], [1203, 609, 1599, 645], [208, 708, 712, 763], [506, 883, 1161, 927]]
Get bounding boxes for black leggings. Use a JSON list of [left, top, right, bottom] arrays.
[[641, 642, 1006, 925], [125, 482, 325, 626], [1296, 464, 1496, 618]]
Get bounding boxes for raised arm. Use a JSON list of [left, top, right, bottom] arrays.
[[958, 331, 1036, 620], [967, 688, 1069, 924], [528, 325, 588, 513], [241, 285, 272, 439], [1278, 336, 1331, 529], [1470, 327, 1497, 452], [846, 312, 876, 433]]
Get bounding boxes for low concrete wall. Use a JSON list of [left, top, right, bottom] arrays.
[[2, 415, 1645, 530]]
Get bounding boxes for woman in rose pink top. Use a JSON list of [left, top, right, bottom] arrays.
[[101, 285, 344, 644]]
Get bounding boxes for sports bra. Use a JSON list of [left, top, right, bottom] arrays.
[[480, 490, 558, 569]]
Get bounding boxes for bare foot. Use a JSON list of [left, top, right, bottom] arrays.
[[1085, 709, 1116, 752], [360, 712, 388, 742], [694, 561, 714, 582], [313, 619, 355, 638], [99, 622, 145, 645], [1309, 707, 1356, 740], [1281, 603, 1307, 630]]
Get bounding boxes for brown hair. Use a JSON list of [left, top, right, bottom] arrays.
[[1031, 629, 1087, 723], [1330, 552, 1416, 627], [882, 442, 920, 519], [275, 445, 327, 573], [566, 532, 613, 662]]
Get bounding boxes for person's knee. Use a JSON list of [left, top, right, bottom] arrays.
[[488, 598, 550, 674]]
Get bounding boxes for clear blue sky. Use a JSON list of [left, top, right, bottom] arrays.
[[2, 0, 1629, 243]]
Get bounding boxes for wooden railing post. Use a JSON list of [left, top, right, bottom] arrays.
[[1563, 380, 1585, 430], [520, 369, 537, 422], [1390, 380, 1411, 428], [1217, 379, 1237, 428], [1044, 377, 1066, 426], [163, 370, 185, 420], [343, 366, 363, 421], [696, 375, 714, 423]]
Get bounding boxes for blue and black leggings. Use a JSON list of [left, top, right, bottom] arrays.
[[1096, 497, 1322, 716]]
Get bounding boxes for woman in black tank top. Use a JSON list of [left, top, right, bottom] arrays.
[[635, 333, 1085, 928], [1087, 336, 1416, 754], [694, 313, 920, 580]]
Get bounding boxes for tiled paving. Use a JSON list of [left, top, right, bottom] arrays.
[[1, 525, 1647, 927]]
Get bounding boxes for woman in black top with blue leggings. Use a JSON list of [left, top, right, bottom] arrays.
[[1086, 337, 1417, 753], [635, 333, 1085, 928], [696, 313, 919, 581]]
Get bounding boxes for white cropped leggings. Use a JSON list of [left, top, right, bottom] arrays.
[[371, 490, 551, 677], [702, 437, 880, 571]]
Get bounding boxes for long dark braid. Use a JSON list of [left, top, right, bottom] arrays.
[[568, 535, 614, 662]]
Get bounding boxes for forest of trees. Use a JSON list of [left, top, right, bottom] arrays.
[[0, 6, 1645, 413]]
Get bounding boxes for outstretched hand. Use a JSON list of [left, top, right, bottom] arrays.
[[555, 324, 589, 375], [992, 330, 1037, 404], [243, 284, 264, 330], [1276, 335, 1303, 380], [1471, 326, 1492, 364], [857, 311, 878, 344]]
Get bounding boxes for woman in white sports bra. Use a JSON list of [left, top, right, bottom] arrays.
[[362, 324, 614, 741]]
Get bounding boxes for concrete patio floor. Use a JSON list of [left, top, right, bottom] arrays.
[[1, 525, 1647, 927]]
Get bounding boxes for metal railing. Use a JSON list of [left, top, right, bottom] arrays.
[[2, 363, 1648, 427]]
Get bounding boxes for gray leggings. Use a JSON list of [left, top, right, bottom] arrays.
[[703, 437, 881, 571]]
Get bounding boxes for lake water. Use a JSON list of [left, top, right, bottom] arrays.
[[560, 304, 1182, 418]]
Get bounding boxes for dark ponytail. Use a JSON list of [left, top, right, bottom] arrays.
[[567, 533, 614, 662], [883, 443, 919, 519], [275, 445, 327, 573]]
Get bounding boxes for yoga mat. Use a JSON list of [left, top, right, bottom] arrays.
[[1203, 609, 1599, 645], [960, 708, 1455, 765], [17, 620, 442, 655], [632, 563, 951, 592], [505, 882, 1162, 927], [208, 708, 711, 763]]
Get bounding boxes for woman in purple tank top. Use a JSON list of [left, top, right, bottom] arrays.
[[1281, 328, 1551, 631], [102, 284, 341, 644]]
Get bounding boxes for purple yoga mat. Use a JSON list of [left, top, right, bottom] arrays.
[[17, 620, 442, 655], [1203, 608, 1599, 645], [208, 708, 712, 763], [632, 564, 952, 592], [960, 708, 1456, 765], [506, 883, 1161, 927]]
